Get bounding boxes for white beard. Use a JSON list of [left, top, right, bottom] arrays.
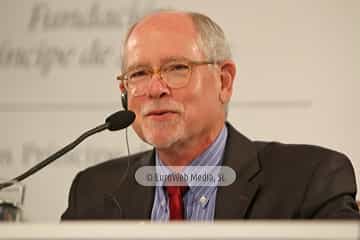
[[138, 99, 186, 149], [142, 117, 185, 149]]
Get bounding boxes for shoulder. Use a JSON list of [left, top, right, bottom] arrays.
[[225, 122, 353, 172], [225, 122, 355, 189], [253, 141, 357, 203], [255, 141, 353, 172], [62, 150, 154, 219]]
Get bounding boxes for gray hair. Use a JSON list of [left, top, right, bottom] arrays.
[[188, 12, 232, 62], [120, 10, 232, 72]]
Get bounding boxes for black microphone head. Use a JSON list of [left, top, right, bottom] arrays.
[[105, 110, 136, 131]]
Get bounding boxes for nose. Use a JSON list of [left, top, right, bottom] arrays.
[[146, 72, 170, 98]]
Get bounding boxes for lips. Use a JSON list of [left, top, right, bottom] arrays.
[[141, 102, 184, 119], [145, 109, 178, 117]]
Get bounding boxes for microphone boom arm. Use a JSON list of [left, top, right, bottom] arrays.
[[0, 123, 108, 190], [0, 110, 136, 190]]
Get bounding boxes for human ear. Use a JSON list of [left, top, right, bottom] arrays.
[[219, 60, 236, 104], [119, 82, 126, 92]]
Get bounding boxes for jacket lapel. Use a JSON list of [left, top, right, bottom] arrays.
[[104, 150, 156, 219], [215, 123, 263, 219]]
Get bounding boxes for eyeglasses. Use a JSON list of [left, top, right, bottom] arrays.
[[116, 60, 215, 96]]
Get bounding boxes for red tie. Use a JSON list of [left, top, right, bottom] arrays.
[[165, 185, 188, 220]]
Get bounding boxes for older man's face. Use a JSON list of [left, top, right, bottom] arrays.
[[123, 13, 227, 150]]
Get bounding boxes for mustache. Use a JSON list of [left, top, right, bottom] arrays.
[[141, 100, 184, 116]]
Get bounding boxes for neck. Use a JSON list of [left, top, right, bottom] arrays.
[[157, 123, 225, 168]]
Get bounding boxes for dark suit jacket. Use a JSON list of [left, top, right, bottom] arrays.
[[62, 123, 359, 220]]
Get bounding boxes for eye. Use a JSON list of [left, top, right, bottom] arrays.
[[165, 63, 189, 72], [128, 69, 148, 79]]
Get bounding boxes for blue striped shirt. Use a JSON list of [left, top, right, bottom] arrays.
[[151, 126, 228, 221]]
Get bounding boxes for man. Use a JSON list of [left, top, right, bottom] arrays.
[[62, 10, 359, 220]]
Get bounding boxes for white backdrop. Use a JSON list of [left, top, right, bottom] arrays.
[[0, 0, 359, 221]]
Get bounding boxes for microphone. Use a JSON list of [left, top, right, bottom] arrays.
[[0, 110, 136, 190], [106, 110, 135, 131]]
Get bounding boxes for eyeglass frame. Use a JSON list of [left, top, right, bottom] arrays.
[[116, 59, 216, 96]]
